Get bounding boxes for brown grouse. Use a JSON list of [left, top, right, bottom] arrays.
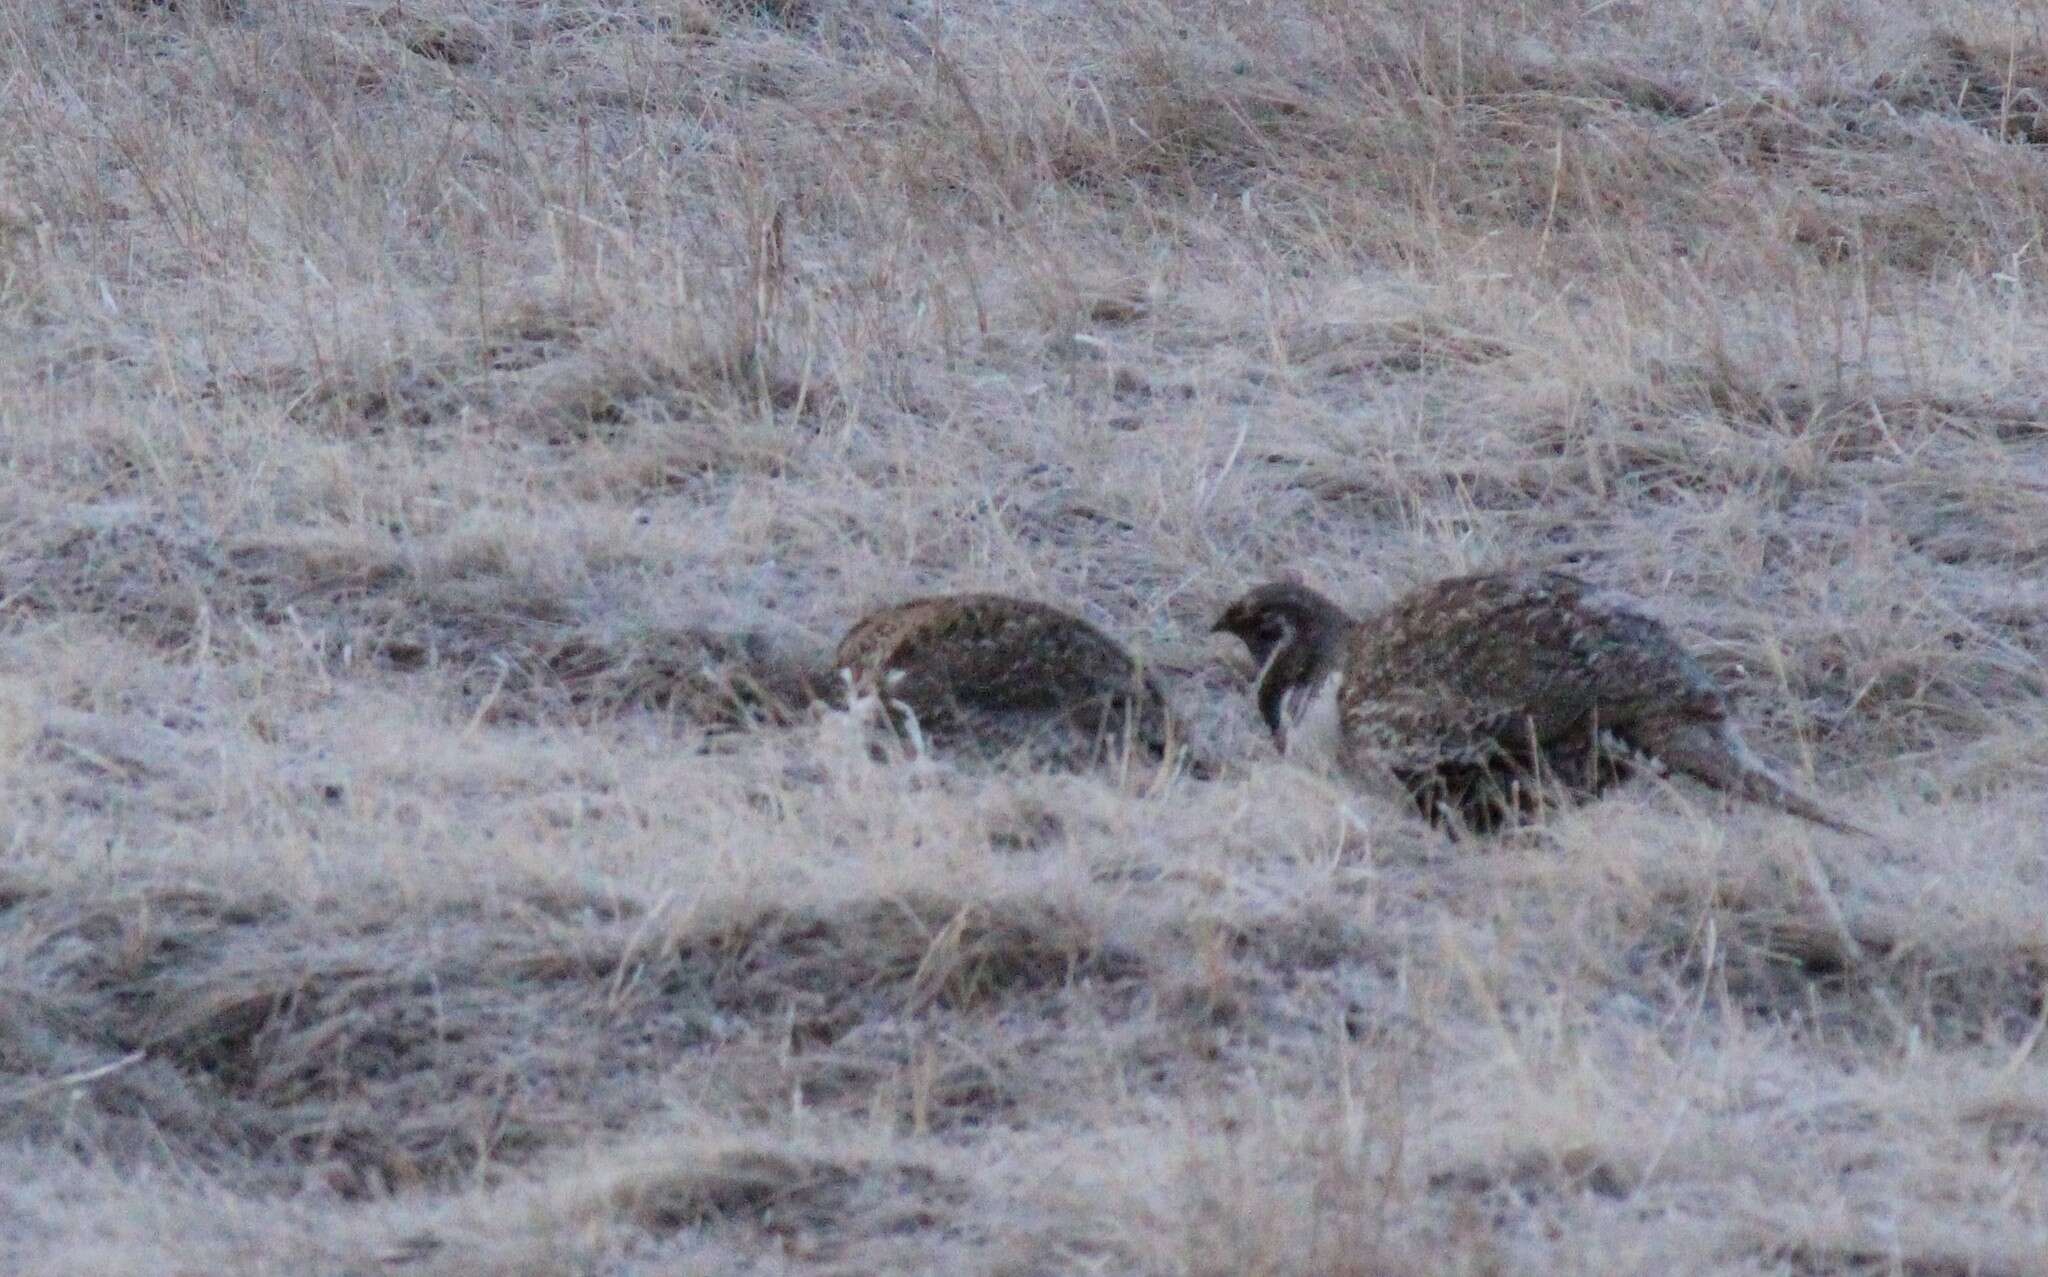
[[835, 593, 1192, 773], [1214, 571, 1866, 835]]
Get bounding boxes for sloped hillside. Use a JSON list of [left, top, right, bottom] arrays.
[[4, 1, 2048, 1271]]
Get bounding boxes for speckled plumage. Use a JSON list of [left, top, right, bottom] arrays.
[[835, 593, 1190, 772], [1216, 571, 1865, 836]]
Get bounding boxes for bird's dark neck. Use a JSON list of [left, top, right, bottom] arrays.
[[1255, 636, 1339, 739]]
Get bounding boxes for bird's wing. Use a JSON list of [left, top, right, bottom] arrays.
[[1340, 572, 1724, 766], [870, 599, 1143, 714]]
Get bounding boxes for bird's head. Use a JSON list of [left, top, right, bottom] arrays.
[[1213, 579, 1355, 744], [1211, 579, 1351, 671]]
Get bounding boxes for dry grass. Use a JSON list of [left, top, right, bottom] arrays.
[[4, 0, 2048, 1271]]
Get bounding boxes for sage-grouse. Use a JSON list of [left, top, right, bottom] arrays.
[[1213, 572, 1866, 835], [835, 593, 1193, 773]]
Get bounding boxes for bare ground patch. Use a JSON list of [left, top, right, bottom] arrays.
[[0, 875, 1158, 1196], [1, 511, 835, 727]]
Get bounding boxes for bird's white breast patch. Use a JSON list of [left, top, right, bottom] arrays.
[[1279, 674, 1343, 776]]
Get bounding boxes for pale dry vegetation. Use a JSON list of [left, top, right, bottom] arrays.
[[4, 0, 2048, 1272]]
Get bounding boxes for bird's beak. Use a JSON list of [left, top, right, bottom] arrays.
[[1209, 615, 1231, 634]]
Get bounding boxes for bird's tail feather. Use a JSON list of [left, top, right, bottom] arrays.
[[1656, 721, 1873, 838]]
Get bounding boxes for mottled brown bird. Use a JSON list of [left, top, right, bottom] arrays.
[[835, 593, 1194, 774], [1214, 571, 1867, 836]]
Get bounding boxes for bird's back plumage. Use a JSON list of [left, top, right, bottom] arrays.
[[834, 593, 1188, 772], [1336, 571, 1730, 828], [1218, 571, 1866, 835]]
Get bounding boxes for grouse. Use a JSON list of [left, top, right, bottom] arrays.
[[835, 592, 1193, 774], [1214, 571, 1867, 836]]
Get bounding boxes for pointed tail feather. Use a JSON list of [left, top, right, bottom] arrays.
[[1656, 721, 1874, 839]]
